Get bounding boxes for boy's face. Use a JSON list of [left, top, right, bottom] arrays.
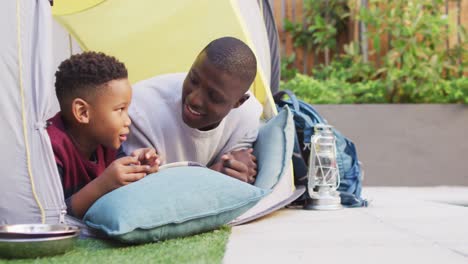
[[87, 78, 132, 150], [181, 53, 250, 131]]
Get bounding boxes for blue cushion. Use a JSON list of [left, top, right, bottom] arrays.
[[253, 106, 295, 189], [83, 167, 269, 244]]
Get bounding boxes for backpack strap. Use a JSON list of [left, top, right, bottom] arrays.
[[273, 90, 300, 112], [298, 100, 327, 124], [274, 90, 323, 150]]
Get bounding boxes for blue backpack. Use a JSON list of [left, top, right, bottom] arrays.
[[273, 90, 367, 207]]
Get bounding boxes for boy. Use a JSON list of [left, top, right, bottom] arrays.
[[47, 52, 159, 219], [124, 37, 261, 184]]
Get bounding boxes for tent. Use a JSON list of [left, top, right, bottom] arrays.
[[0, 0, 303, 230]]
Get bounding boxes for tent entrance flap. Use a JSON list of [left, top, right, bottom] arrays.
[[1, 0, 66, 225]]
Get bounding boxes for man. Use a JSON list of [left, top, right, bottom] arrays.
[[124, 37, 262, 183]]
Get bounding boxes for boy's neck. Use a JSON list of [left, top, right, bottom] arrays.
[[62, 118, 97, 160]]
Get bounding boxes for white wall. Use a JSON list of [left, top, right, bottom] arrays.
[[315, 104, 468, 186]]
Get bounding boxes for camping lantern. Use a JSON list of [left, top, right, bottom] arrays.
[[304, 124, 342, 210]]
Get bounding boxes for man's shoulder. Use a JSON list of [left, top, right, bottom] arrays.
[[227, 92, 263, 125], [133, 73, 186, 92], [234, 92, 263, 116], [131, 73, 186, 107]]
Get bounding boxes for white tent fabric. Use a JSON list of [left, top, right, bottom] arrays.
[[234, 0, 271, 90], [0, 0, 65, 225]]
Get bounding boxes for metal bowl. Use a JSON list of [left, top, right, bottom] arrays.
[[0, 224, 80, 239], [0, 224, 80, 259]]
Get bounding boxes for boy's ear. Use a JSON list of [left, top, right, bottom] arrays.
[[71, 98, 90, 124], [233, 93, 250, 108]]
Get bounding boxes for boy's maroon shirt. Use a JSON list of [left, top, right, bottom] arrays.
[[46, 113, 117, 199]]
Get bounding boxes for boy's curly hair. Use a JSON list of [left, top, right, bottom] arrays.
[[55, 51, 128, 108]]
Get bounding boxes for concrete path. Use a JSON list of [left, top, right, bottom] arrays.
[[224, 187, 468, 264]]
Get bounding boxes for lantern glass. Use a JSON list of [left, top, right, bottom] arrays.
[[305, 124, 342, 210]]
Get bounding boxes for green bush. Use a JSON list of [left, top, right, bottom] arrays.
[[282, 0, 468, 104], [280, 74, 468, 104], [280, 53, 298, 81]]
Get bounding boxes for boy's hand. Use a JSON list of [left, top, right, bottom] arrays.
[[131, 147, 160, 173], [213, 148, 257, 184], [98, 156, 151, 193]]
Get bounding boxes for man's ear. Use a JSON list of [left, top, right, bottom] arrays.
[[71, 98, 90, 124], [233, 93, 250, 108]]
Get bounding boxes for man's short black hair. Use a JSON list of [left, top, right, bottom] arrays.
[[55, 51, 127, 108], [203, 37, 257, 86]]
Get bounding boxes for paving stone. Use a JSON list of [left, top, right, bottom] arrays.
[[224, 187, 468, 264]]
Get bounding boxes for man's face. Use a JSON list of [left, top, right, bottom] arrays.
[[181, 53, 250, 131], [87, 78, 132, 150]]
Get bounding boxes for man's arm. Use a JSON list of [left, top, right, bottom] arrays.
[[212, 94, 262, 183], [210, 148, 257, 184]]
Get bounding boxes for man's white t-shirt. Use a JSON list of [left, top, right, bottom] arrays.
[[123, 73, 263, 166]]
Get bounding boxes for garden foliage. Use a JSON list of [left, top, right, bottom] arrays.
[[282, 0, 467, 104]]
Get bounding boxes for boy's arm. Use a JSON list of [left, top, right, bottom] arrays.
[[68, 156, 151, 219], [68, 178, 110, 219]]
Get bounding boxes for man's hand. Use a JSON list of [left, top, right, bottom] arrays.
[[211, 148, 257, 184], [97, 156, 152, 193], [230, 148, 257, 178], [131, 147, 160, 174]]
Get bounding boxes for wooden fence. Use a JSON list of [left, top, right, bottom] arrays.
[[270, 0, 468, 75]]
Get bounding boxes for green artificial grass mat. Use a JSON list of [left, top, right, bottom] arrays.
[[0, 226, 230, 264]]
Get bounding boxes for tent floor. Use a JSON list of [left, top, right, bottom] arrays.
[[224, 186, 468, 264]]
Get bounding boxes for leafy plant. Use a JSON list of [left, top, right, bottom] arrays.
[[284, 0, 468, 104], [312, 54, 375, 83], [445, 24, 468, 78], [284, 0, 350, 66], [281, 74, 468, 104], [281, 74, 387, 104], [354, 0, 459, 102], [280, 53, 298, 81]]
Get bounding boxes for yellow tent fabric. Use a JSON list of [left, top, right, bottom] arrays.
[[52, 0, 299, 224], [52, 0, 105, 16], [53, 0, 276, 117]]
